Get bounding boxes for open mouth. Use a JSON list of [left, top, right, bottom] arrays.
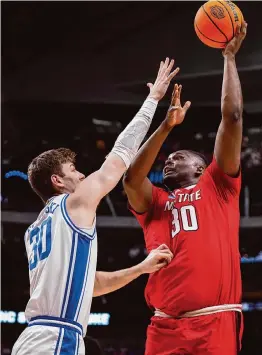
[[164, 166, 174, 175]]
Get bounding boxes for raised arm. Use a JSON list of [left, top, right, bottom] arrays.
[[214, 23, 247, 176], [123, 84, 191, 213], [93, 244, 173, 297], [67, 58, 179, 225]]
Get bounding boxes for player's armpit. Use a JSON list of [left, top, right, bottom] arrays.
[[124, 177, 153, 213]]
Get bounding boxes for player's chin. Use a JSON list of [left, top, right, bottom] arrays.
[[163, 173, 177, 184]]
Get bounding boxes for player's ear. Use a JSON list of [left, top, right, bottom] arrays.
[[196, 165, 204, 177], [51, 174, 64, 189]]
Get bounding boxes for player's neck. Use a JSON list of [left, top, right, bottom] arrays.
[[165, 178, 199, 191]]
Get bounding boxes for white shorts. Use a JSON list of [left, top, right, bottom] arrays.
[[11, 316, 85, 355]]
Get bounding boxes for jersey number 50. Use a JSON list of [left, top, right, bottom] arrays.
[[171, 205, 198, 238], [29, 217, 52, 270]]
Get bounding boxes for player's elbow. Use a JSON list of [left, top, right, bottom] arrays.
[[222, 99, 243, 122], [123, 170, 138, 189], [222, 110, 242, 123], [230, 111, 242, 122], [123, 171, 132, 187]]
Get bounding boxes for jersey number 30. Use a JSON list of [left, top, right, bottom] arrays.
[[171, 205, 198, 238], [29, 217, 52, 270]]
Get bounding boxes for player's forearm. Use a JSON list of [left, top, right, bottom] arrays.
[[221, 54, 243, 121], [214, 54, 243, 176], [72, 97, 158, 207], [110, 97, 158, 168], [93, 265, 143, 297], [124, 120, 173, 188]]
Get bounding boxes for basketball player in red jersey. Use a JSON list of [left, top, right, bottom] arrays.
[[123, 23, 247, 355]]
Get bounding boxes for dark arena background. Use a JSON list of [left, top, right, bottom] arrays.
[[1, 1, 262, 354]]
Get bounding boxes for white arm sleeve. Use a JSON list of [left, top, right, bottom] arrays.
[[111, 97, 158, 168]]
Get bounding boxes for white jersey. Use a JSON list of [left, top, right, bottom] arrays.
[[24, 193, 97, 336]]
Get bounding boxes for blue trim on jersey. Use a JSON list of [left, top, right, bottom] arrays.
[[30, 315, 83, 333], [75, 334, 80, 355], [75, 238, 92, 321], [61, 232, 77, 318], [54, 328, 62, 355], [29, 321, 81, 336], [61, 194, 96, 240], [65, 235, 91, 320], [59, 329, 78, 354]]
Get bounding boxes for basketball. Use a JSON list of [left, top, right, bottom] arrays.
[[194, 0, 244, 48]]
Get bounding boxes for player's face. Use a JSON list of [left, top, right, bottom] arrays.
[[60, 162, 85, 193], [163, 150, 200, 187]]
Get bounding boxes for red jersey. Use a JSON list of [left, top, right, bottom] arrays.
[[130, 158, 242, 317]]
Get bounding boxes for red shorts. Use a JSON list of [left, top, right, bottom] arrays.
[[145, 311, 243, 355]]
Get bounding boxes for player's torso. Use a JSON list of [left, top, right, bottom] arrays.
[[24, 194, 97, 334], [144, 179, 241, 315]]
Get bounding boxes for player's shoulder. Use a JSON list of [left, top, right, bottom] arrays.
[[36, 194, 67, 225], [47, 194, 66, 206], [198, 158, 218, 184], [25, 194, 68, 243], [43, 194, 67, 213], [201, 156, 241, 184], [151, 184, 168, 203], [152, 184, 167, 194]]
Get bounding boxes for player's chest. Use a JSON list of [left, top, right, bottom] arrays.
[[154, 188, 208, 238], [157, 188, 204, 213]]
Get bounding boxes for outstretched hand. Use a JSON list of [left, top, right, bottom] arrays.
[[223, 21, 247, 57], [139, 244, 173, 274], [165, 83, 191, 128], [147, 58, 180, 101]]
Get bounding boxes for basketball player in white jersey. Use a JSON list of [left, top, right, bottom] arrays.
[[12, 58, 178, 355]]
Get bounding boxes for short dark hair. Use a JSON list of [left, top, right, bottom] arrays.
[[187, 150, 209, 167], [28, 148, 76, 202]]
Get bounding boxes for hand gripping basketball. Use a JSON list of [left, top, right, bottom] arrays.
[[223, 22, 247, 57]]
